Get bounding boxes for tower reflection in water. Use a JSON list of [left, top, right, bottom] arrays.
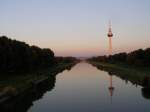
[[108, 72, 115, 104]]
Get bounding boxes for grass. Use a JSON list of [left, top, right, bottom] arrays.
[[88, 61, 150, 86], [0, 62, 77, 94]]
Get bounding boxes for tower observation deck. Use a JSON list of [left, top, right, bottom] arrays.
[[107, 21, 113, 55]]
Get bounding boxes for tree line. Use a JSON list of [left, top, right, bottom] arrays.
[[87, 48, 150, 66], [0, 36, 78, 73]]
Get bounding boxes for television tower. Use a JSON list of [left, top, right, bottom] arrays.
[[107, 21, 113, 55]]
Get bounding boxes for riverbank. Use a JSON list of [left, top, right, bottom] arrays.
[[88, 61, 150, 87], [0, 61, 78, 107]]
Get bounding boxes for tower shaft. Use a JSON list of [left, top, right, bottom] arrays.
[[109, 37, 112, 55]]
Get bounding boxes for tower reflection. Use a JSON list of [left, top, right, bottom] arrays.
[[108, 72, 115, 103]]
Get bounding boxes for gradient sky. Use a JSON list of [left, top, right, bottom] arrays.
[[0, 0, 150, 57]]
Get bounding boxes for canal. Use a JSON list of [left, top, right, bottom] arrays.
[[28, 62, 150, 112]]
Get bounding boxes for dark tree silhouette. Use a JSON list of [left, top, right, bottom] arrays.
[[87, 48, 150, 67], [0, 36, 55, 73], [0, 36, 78, 74]]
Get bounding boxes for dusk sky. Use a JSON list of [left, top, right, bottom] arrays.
[[0, 0, 150, 57]]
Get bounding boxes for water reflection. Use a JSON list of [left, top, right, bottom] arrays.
[[108, 73, 115, 103], [27, 62, 150, 112], [142, 87, 150, 99], [92, 63, 150, 100]]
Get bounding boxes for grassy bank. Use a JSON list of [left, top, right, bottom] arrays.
[[0, 62, 77, 95], [88, 61, 150, 87]]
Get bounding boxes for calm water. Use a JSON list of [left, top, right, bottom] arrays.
[[28, 62, 150, 112]]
